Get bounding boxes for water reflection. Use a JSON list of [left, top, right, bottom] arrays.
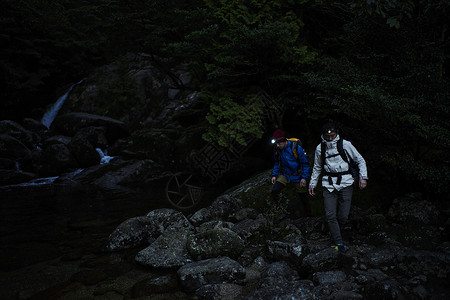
[[0, 181, 165, 298]]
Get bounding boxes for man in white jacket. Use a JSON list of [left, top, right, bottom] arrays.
[[308, 121, 368, 253]]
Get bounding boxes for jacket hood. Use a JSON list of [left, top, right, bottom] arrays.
[[322, 134, 341, 150]]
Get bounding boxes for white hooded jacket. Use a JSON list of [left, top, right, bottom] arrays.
[[309, 134, 368, 192]]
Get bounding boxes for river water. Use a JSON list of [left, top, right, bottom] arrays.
[[0, 181, 168, 299]]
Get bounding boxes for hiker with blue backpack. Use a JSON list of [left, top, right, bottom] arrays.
[[271, 129, 312, 217], [308, 121, 368, 253]]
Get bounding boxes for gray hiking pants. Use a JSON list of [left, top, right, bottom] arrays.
[[323, 186, 353, 245]]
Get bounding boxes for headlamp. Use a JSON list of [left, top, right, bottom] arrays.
[[323, 129, 336, 134], [271, 136, 285, 144]]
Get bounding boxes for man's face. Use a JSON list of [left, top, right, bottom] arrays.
[[324, 132, 337, 141], [276, 140, 287, 149]]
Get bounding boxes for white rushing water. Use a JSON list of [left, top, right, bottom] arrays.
[[41, 79, 85, 128], [96, 148, 114, 164]]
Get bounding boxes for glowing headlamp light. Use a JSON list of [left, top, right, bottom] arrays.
[[324, 129, 336, 134], [271, 137, 285, 144]]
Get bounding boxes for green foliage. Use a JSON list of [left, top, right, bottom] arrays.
[[304, 56, 450, 195], [353, 0, 449, 31], [2, 0, 449, 198], [203, 94, 264, 148], [166, 0, 319, 150]]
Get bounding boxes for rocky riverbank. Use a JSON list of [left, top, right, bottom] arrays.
[[1, 170, 448, 299], [93, 171, 450, 299]]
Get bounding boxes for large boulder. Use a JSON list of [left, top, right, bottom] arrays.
[[301, 247, 342, 273], [0, 169, 36, 186], [177, 257, 246, 292], [107, 216, 156, 251], [67, 134, 101, 168], [0, 134, 32, 162], [52, 112, 128, 143], [0, 120, 38, 148], [387, 194, 440, 225], [107, 208, 193, 251], [135, 227, 194, 268], [186, 227, 245, 260], [37, 143, 78, 176]]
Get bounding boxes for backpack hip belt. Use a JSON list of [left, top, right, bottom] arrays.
[[324, 170, 352, 185]]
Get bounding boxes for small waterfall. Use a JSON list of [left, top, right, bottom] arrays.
[[96, 148, 113, 164], [41, 79, 85, 128]]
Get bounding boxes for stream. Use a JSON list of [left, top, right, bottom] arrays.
[[0, 181, 167, 299]]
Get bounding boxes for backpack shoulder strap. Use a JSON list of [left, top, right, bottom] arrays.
[[286, 138, 302, 160], [321, 142, 326, 166], [291, 140, 299, 160], [321, 139, 349, 166], [337, 139, 349, 163]]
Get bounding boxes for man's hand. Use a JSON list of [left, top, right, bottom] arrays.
[[299, 179, 306, 187], [308, 187, 315, 196], [271, 176, 277, 184], [359, 179, 367, 189]]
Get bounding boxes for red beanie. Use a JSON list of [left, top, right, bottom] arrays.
[[272, 129, 286, 142]]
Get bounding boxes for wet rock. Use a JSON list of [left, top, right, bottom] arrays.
[[177, 256, 246, 292], [43, 135, 72, 146], [107, 216, 155, 251], [0, 120, 37, 148], [0, 134, 32, 161], [195, 283, 244, 300], [52, 112, 128, 143], [187, 227, 245, 260], [72, 159, 160, 197], [22, 118, 49, 138], [72, 126, 108, 149], [0, 169, 36, 185], [266, 224, 307, 263], [388, 194, 440, 225], [108, 208, 195, 258], [197, 220, 234, 232], [301, 247, 342, 273], [231, 207, 259, 222], [313, 270, 347, 285], [259, 261, 300, 288], [38, 143, 78, 176], [135, 227, 194, 268], [132, 274, 179, 297], [355, 213, 387, 234], [364, 279, 406, 300], [231, 215, 269, 242], [189, 208, 211, 226], [238, 245, 267, 268], [364, 245, 404, 268], [400, 249, 450, 279], [389, 222, 443, 250], [102, 170, 449, 299], [208, 194, 243, 220], [68, 134, 101, 167], [245, 279, 316, 300], [328, 290, 364, 300], [292, 216, 327, 237], [146, 208, 194, 231]]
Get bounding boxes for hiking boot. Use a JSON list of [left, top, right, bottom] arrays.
[[337, 244, 349, 253]]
